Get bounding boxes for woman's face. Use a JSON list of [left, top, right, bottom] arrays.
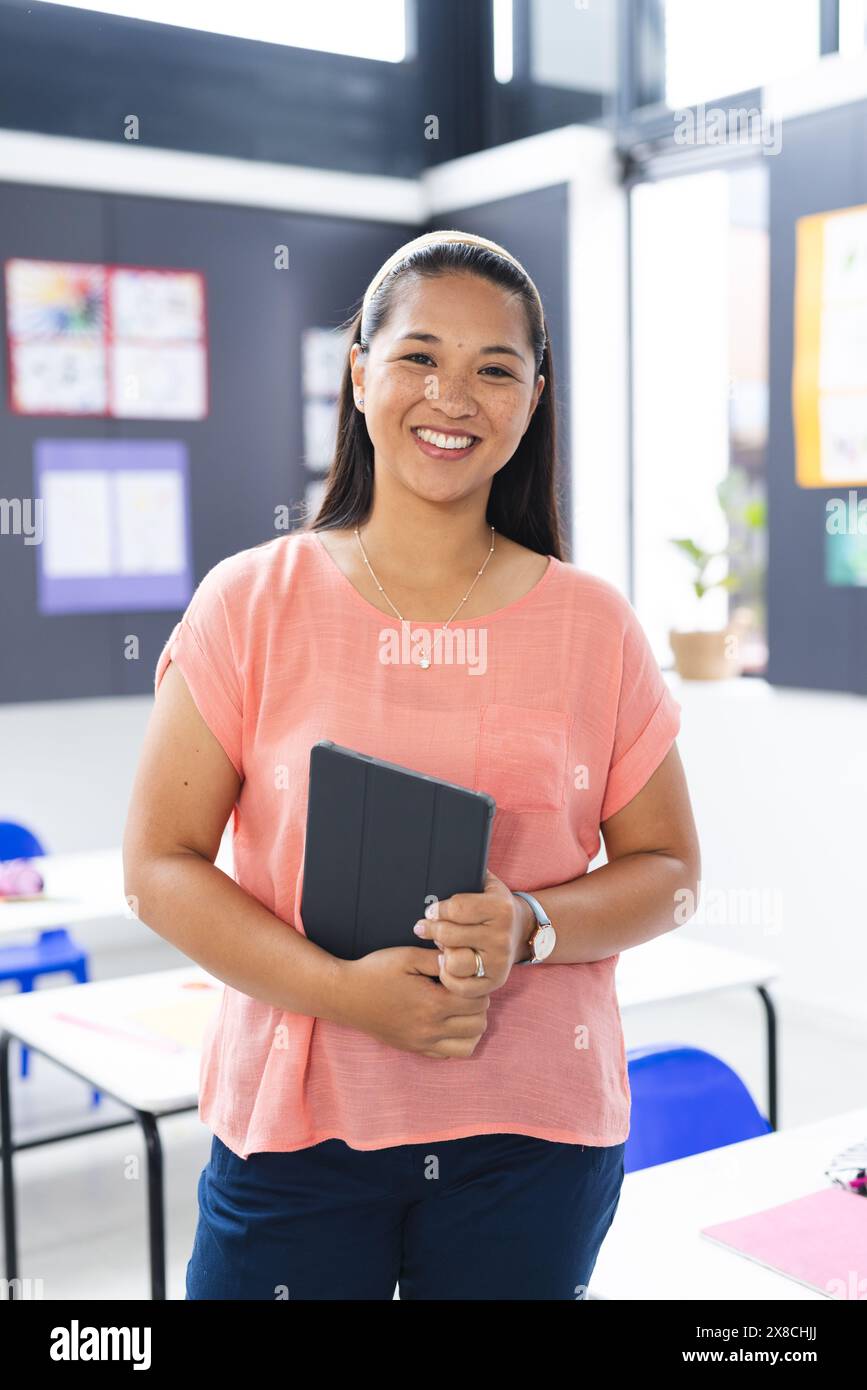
[[350, 272, 544, 506]]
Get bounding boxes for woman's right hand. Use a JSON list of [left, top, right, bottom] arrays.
[[334, 947, 490, 1059]]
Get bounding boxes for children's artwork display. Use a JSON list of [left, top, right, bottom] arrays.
[[302, 325, 347, 398], [301, 325, 347, 480], [5, 258, 208, 419], [793, 204, 867, 486], [34, 439, 193, 614], [303, 398, 339, 471]]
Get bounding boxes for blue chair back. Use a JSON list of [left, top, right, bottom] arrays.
[[625, 1043, 771, 1173], [0, 821, 45, 860]]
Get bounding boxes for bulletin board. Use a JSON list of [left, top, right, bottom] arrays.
[[793, 204, 867, 487], [769, 102, 867, 696], [34, 438, 193, 615], [4, 257, 209, 419]]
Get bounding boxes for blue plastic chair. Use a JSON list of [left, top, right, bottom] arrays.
[[624, 1043, 771, 1173], [0, 821, 100, 1104]]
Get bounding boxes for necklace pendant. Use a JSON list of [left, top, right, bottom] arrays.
[[419, 656, 431, 669]]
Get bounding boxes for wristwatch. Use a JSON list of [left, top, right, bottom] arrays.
[[512, 890, 557, 964]]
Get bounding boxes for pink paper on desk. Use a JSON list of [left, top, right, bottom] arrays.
[[701, 1188, 867, 1298]]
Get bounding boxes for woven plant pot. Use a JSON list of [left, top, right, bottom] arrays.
[[668, 628, 742, 680]]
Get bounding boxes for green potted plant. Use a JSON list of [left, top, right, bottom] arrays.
[[669, 468, 766, 680]]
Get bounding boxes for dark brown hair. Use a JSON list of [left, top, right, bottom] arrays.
[[305, 239, 567, 559]]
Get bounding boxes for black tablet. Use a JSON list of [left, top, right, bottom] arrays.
[[299, 740, 496, 961]]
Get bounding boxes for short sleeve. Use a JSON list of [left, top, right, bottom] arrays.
[[154, 561, 244, 778], [599, 598, 681, 823]]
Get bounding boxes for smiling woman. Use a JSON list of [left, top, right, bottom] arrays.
[[306, 237, 558, 619], [127, 228, 698, 1302]]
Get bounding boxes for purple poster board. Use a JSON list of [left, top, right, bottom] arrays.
[[34, 439, 193, 614]]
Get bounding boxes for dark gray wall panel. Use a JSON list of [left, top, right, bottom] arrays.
[[767, 102, 867, 694], [0, 183, 114, 702]]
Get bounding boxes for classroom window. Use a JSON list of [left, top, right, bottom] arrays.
[[838, 0, 867, 57], [663, 0, 821, 108], [529, 0, 618, 94], [494, 0, 618, 94], [493, 0, 515, 82], [631, 164, 769, 672], [37, 0, 410, 62]]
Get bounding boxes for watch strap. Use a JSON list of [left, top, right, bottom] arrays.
[[513, 890, 551, 928], [512, 890, 552, 965]]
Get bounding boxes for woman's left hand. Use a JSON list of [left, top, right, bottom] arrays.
[[412, 869, 532, 995]]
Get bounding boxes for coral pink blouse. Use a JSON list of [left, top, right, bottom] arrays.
[[154, 529, 681, 1157]]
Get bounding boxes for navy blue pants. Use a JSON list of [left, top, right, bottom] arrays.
[[185, 1130, 625, 1300]]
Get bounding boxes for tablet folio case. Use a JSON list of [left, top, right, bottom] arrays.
[[300, 740, 496, 961]]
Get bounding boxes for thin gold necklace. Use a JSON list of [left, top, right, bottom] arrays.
[[353, 524, 496, 669]]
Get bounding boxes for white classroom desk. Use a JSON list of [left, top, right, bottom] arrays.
[[616, 934, 780, 1129], [0, 839, 234, 937], [0, 965, 219, 1112], [590, 1106, 867, 1301], [617, 933, 778, 1010], [0, 964, 220, 1300]]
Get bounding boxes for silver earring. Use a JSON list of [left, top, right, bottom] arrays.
[[355, 395, 364, 407]]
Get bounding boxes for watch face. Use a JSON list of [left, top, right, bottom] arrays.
[[533, 925, 556, 961]]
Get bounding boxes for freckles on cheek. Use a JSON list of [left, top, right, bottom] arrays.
[[383, 382, 418, 424], [491, 404, 526, 444]]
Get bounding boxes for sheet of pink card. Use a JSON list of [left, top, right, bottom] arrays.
[[701, 1187, 867, 1298]]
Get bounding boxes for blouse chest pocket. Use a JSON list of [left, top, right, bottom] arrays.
[[474, 703, 573, 813]]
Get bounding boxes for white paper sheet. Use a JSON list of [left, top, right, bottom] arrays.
[[42, 470, 113, 577], [115, 469, 186, 574]]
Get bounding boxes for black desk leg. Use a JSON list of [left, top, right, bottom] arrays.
[[0, 1032, 18, 1293], [756, 985, 778, 1132], [135, 1112, 165, 1301]]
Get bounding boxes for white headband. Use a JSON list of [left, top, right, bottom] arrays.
[[361, 228, 545, 324]]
